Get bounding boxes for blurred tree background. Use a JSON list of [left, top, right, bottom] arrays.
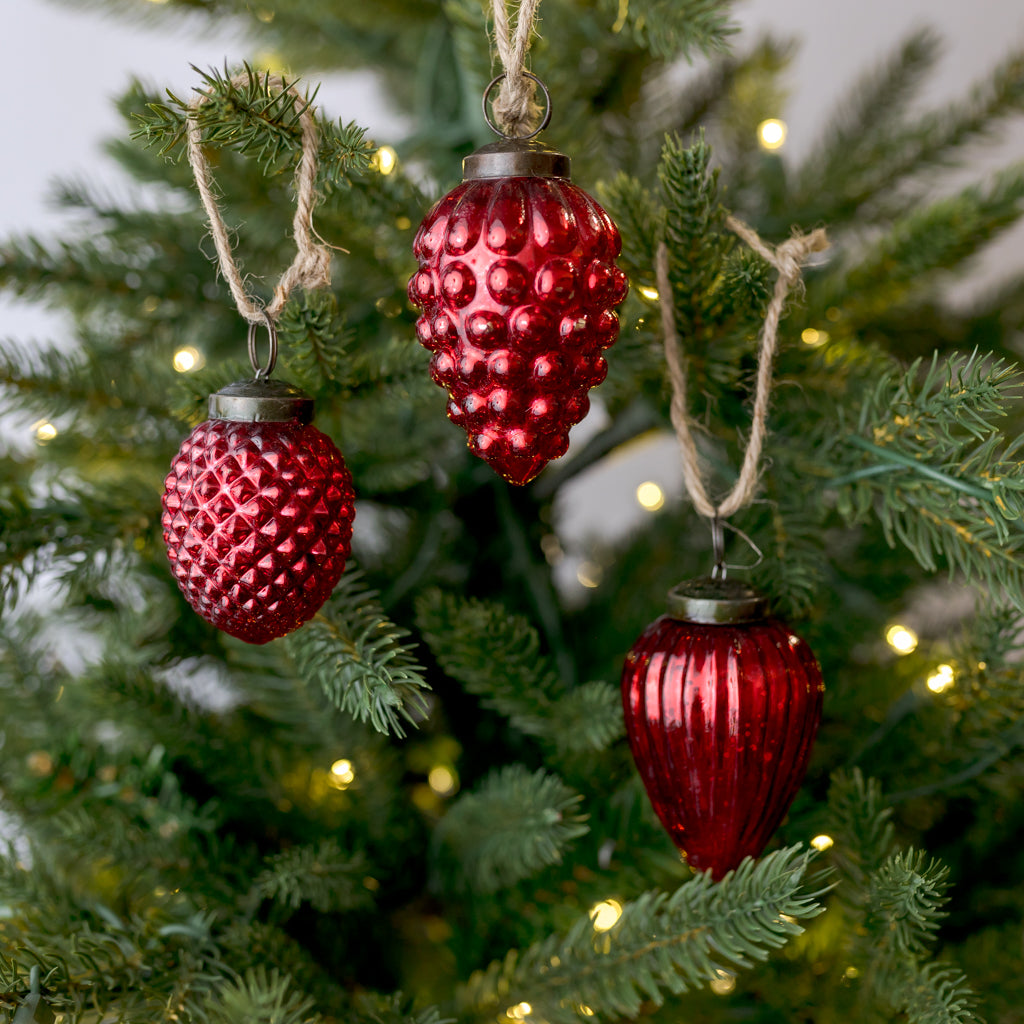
[[1, 1, 1024, 1022]]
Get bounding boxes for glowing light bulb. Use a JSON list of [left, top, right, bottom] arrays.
[[811, 834, 834, 851], [253, 52, 288, 74], [710, 970, 736, 995], [375, 146, 397, 175], [33, 420, 57, 444], [926, 663, 955, 694], [507, 1003, 532, 1020], [801, 327, 830, 348], [577, 1007, 595, 1018], [637, 285, 660, 301], [885, 624, 918, 655], [329, 758, 355, 789], [636, 481, 665, 511], [758, 118, 787, 150], [589, 898, 623, 932], [173, 346, 203, 373], [428, 765, 457, 795]]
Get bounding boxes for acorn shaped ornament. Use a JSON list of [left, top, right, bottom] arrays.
[[409, 74, 629, 485], [162, 322, 355, 644], [621, 578, 824, 879]]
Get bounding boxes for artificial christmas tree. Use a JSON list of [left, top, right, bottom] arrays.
[[2, 2, 1024, 1023]]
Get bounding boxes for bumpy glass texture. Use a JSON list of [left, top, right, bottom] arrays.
[[162, 418, 355, 644], [621, 614, 824, 879], [410, 175, 629, 484]]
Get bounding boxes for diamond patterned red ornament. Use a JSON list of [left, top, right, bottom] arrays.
[[409, 140, 628, 485], [162, 380, 355, 644], [621, 579, 824, 879]]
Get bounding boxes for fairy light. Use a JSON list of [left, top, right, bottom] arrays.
[[374, 146, 398, 175], [811, 834, 834, 851], [577, 1007, 595, 1018], [758, 118, 787, 151], [589, 898, 623, 932], [637, 285, 660, 301], [507, 1002, 532, 1020], [801, 328, 830, 348], [33, 420, 57, 444], [254, 51, 288, 74], [710, 970, 737, 995], [173, 346, 204, 373], [428, 765, 457, 796], [329, 758, 355, 789], [927, 663, 955, 694], [576, 562, 602, 589], [885, 624, 918, 655], [636, 481, 665, 512]]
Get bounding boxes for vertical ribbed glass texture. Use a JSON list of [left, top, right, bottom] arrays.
[[622, 614, 824, 879]]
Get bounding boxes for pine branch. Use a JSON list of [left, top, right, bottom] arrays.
[[829, 352, 1024, 608], [825, 769, 896, 893], [863, 852, 980, 1024], [792, 30, 942, 208], [834, 165, 1024, 317], [132, 64, 373, 192], [414, 591, 622, 752], [455, 846, 823, 1024], [284, 571, 430, 738], [249, 841, 372, 915], [867, 850, 950, 958], [197, 967, 316, 1024], [433, 766, 588, 893], [823, 775, 981, 1023], [276, 293, 352, 393], [657, 132, 731, 342], [598, 0, 737, 59]]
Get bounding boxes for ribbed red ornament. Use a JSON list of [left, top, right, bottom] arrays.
[[409, 148, 628, 485], [162, 417, 355, 644], [621, 582, 824, 879]]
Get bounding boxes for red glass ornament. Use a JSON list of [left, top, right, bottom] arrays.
[[162, 380, 355, 644], [621, 579, 824, 879], [410, 140, 628, 485]]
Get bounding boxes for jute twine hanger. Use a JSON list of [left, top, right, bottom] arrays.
[[185, 72, 333, 326], [490, 0, 544, 136], [656, 218, 829, 570]]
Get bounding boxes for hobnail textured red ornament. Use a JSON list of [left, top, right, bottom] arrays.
[[409, 139, 629, 484], [621, 578, 824, 879], [162, 379, 355, 644]]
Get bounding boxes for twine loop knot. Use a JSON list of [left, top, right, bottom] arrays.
[[657, 216, 830, 526], [186, 72, 334, 326], [490, 0, 543, 137]]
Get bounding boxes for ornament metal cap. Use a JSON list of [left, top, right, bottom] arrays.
[[463, 139, 571, 181], [209, 379, 315, 424], [666, 577, 770, 625]]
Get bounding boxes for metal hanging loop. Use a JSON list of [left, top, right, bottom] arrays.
[[710, 517, 727, 581], [482, 71, 553, 141], [247, 308, 278, 381]]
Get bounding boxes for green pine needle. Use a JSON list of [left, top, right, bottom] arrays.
[[457, 846, 823, 1024], [434, 765, 588, 892], [285, 571, 430, 738]]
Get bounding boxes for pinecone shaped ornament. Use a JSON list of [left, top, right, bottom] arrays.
[[621, 578, 824, 879], [162, 378, 355, 644], [409, 122, 628, 484]]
